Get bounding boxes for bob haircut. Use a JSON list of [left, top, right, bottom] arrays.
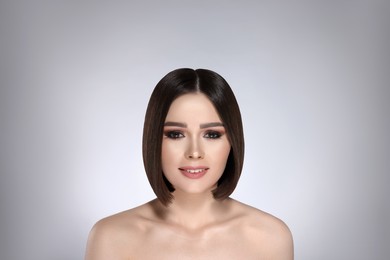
[[142, 68, 244, 206]]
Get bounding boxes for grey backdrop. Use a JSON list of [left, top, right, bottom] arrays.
[[1, 1, 389, 259]]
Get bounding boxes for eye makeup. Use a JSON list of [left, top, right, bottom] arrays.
[[164, 130, 185, 139]]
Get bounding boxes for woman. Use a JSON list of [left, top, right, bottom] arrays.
[[85, 68, 294, 259]]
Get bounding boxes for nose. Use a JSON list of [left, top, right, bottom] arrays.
[[187, 151, 204, 159], [185, 138, 204, 159]]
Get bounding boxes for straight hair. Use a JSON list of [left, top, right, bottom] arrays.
[[142, 68, 244, 206]]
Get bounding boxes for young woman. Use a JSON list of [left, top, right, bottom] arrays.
[[85, 68, 293, 259]]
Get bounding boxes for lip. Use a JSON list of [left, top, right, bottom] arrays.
[[178, 166, 209, 179]]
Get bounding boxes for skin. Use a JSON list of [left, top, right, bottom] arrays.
[[85, 93, 294, 259]]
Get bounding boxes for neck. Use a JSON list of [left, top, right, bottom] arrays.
[[159, 191, 230, 230]]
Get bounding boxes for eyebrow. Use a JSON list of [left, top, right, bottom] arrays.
[[200, 122, 224, 129], [164, 122, 187, 128], [164, 121, 224, 128]]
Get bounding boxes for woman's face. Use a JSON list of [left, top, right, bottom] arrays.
[[161, 93, 231, 195]]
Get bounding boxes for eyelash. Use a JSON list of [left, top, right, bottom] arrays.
[[204, 131, 222, 139], [164, 131, 184, 139], [164, 130, 223, 140]]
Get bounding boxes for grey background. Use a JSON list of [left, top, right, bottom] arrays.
[[1, 1, 389, 259]]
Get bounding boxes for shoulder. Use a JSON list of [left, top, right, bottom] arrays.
[[230, 199, 294, 259], [85, 202, 155, 260]]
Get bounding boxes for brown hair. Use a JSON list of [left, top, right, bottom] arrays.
[[142, 68, 244, 206]]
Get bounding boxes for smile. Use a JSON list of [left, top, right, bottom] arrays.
[[178, 167, 209, 179], [185, 169, 205, 173]]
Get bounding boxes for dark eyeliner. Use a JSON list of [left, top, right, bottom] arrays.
[[164, 130, 184, 139], [204, 130, 222, 139]]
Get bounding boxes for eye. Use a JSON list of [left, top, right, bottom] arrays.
[[164, 130, 185, 139], [204, 131, 222, 139]]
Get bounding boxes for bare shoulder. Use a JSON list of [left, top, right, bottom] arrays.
[[231, 199, 294, 259], [85, 201, 156, 260]]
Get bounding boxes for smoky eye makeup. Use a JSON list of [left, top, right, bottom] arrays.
[[163, 122, 226, 140], [203, 129, 225, 139], [163, 130, 185, 139]]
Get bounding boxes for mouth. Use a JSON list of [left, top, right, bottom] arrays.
[[182, 168, 206, 173], [178, 167, 209, 179]]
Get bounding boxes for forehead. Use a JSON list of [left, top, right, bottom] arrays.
[[165, 93, 221, 122]]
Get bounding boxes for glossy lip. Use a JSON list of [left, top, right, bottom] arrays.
[[178, 166, 209, 179]]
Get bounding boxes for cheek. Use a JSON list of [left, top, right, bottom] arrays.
[[221, 145, 231, 164], [209, 142, 231, 166], [161, 141, 181, 170]]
